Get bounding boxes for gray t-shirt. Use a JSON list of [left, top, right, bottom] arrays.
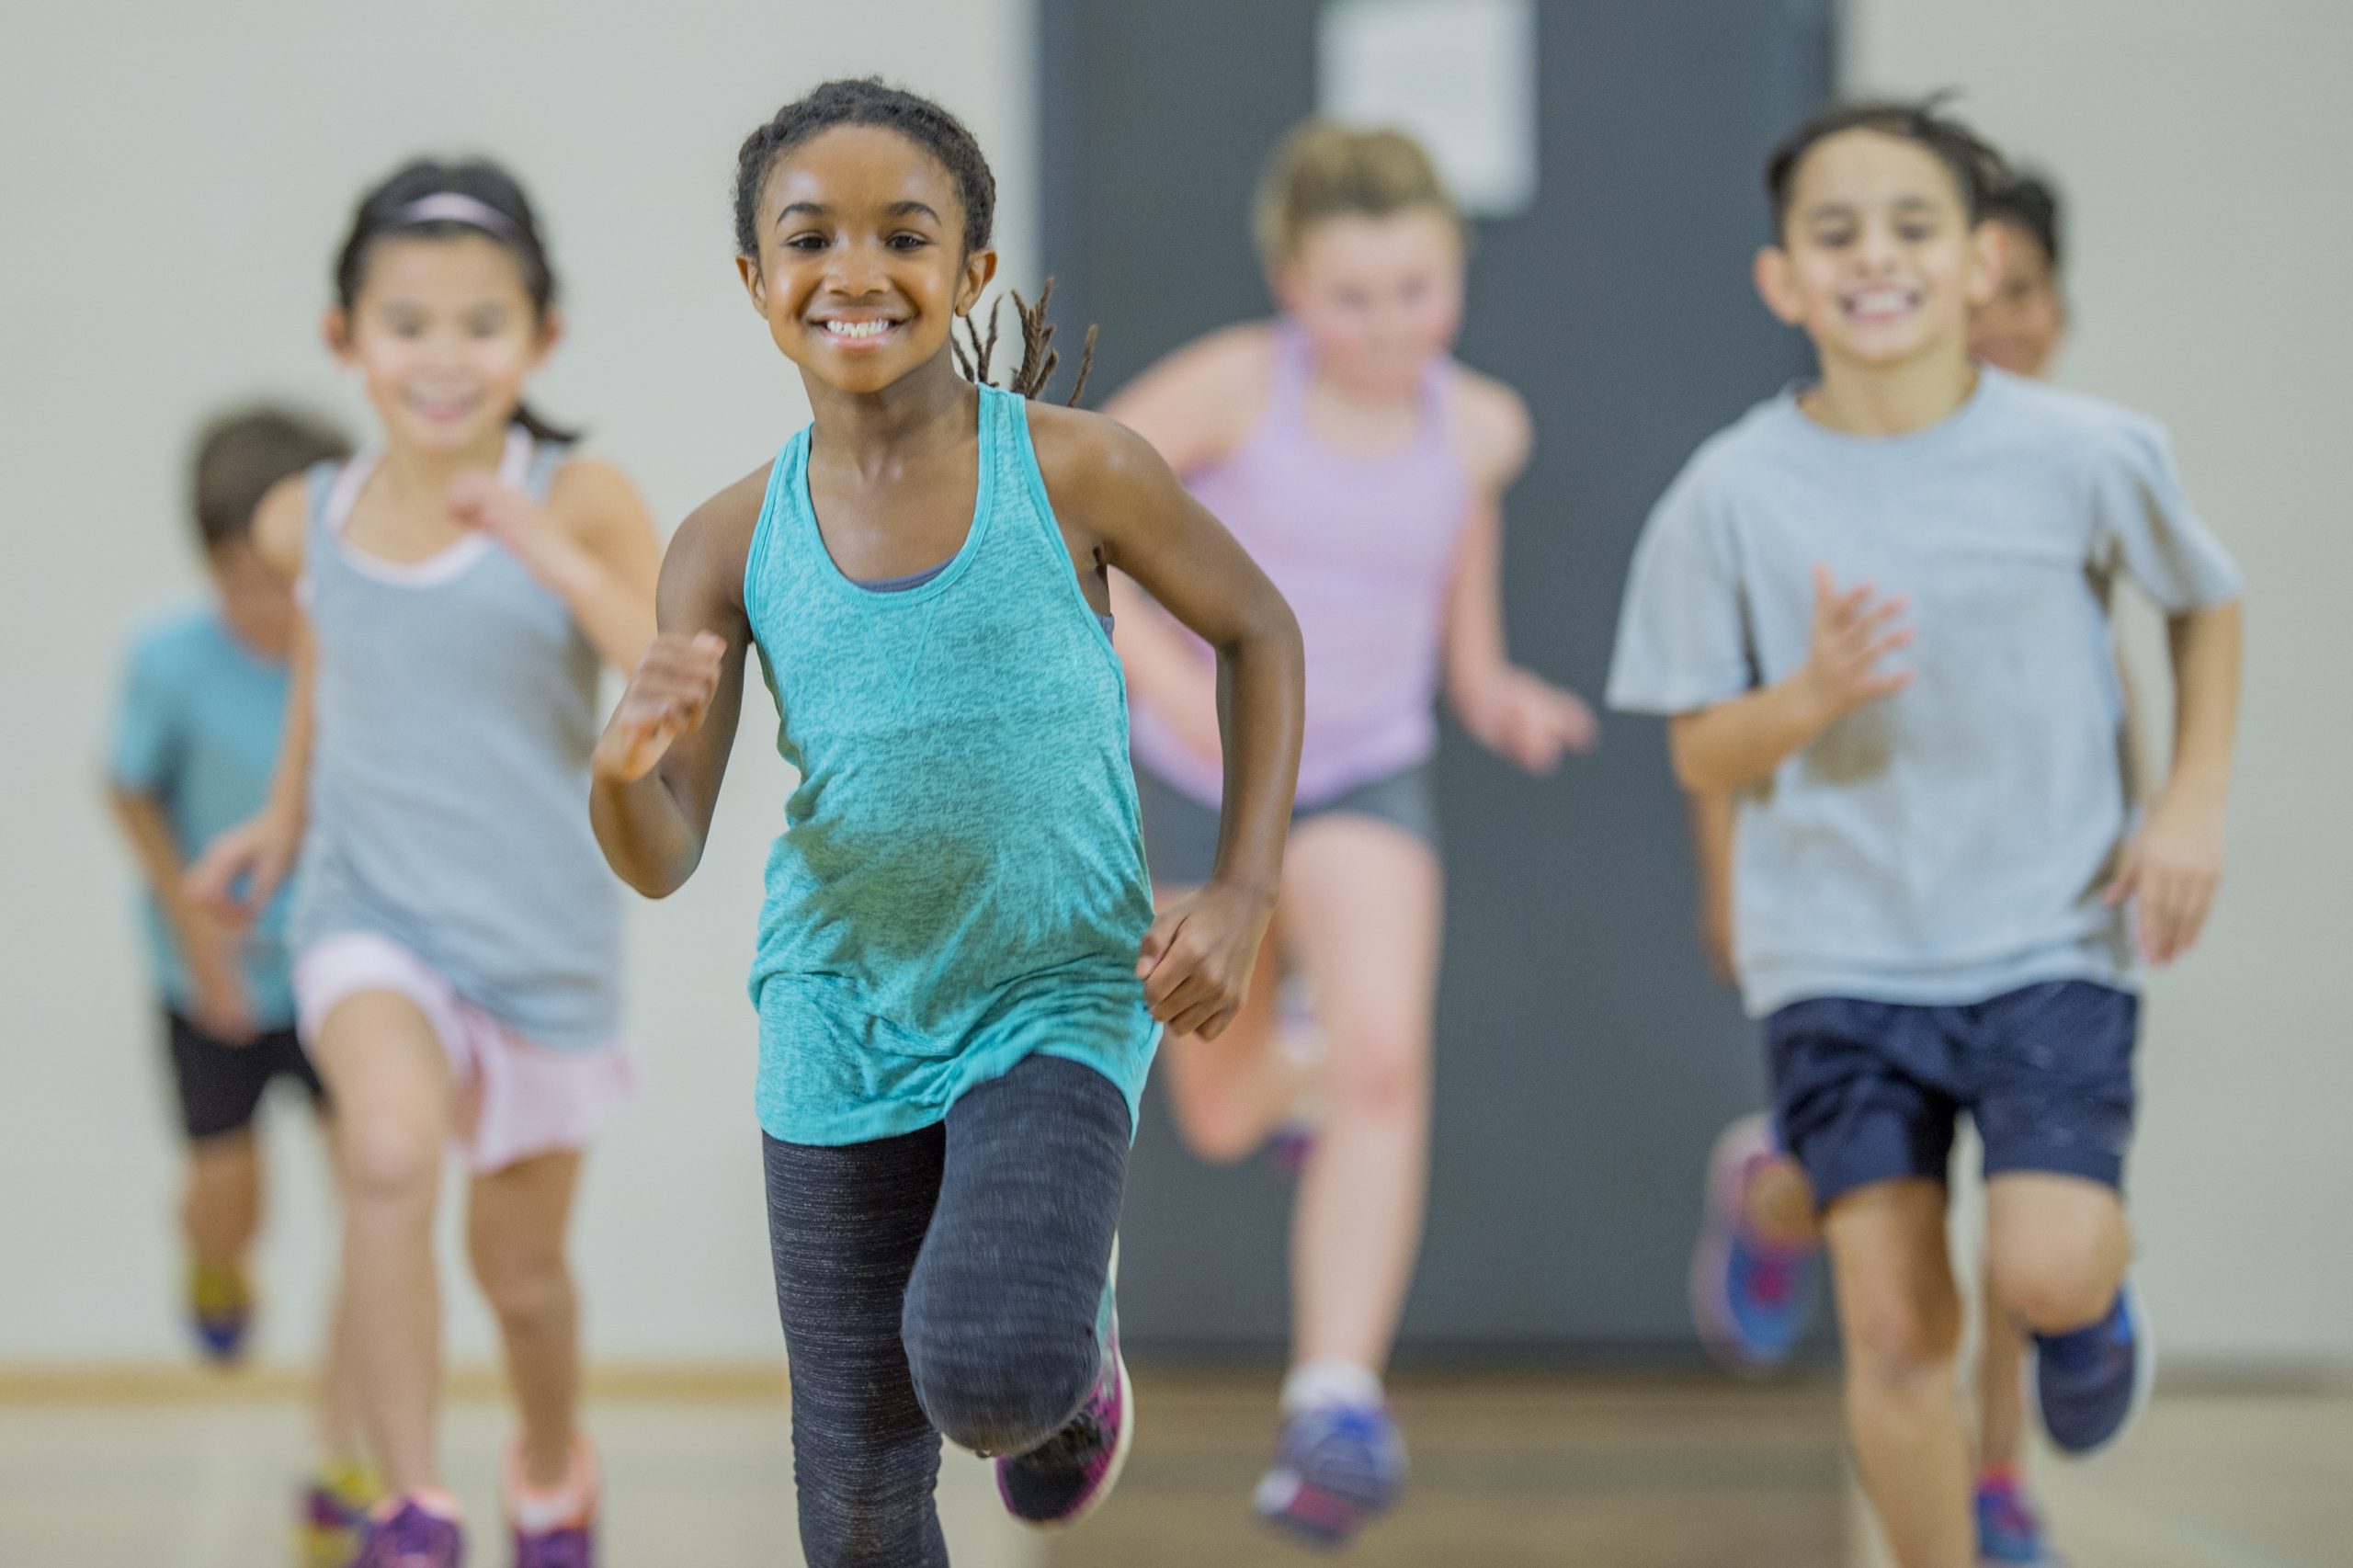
[[1607, 369, 2243, 1017]]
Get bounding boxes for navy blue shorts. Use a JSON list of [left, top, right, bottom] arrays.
[[1765, 980, 2138, 1211]]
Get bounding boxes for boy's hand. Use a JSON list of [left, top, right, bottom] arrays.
[[1464, 667, 1598, 774], [1136, 877, 1275, 1040], [183, 925, 260, 1046], [1796, 565, 1914, 723], [596, 632, 727, 784], [2106, 789, 2226, 964], [186, 812, 300, 926]]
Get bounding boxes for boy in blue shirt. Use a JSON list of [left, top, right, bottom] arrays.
[[107, 405, 379, 1554], [1608, 102, 2243, 1568]]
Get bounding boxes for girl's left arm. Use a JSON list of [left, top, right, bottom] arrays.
[[1033, 406, 1304, 1041], [449, 460, 662, 670], [1441, 378, 1598, 773]]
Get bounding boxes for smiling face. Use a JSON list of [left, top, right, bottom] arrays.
[[1276, 207, 1463, 398], [328, 233, 553, 456], [737, 125, 997, 397], [1970, 218, 2066, 379], [1756, 129, 1998, 374]]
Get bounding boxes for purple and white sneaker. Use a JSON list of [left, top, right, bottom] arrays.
[[1254, 1399, 1407, 1548], [1975, 1470, 2065, 1565], [995, 1311, 1135, 1528], [1691, 1114, 1821, 1374], [354, 1496, 465, 1568]]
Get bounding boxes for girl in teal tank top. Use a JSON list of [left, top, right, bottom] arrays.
[[589, 82, 1304, 1561]]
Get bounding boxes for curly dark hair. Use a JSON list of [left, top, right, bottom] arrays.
[[733, 78, 1094, 404]]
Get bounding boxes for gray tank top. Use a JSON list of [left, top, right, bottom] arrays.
[[290, 429, 621, 1051]]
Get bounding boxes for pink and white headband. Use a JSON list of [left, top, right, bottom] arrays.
[[393, 191, 522, 244]]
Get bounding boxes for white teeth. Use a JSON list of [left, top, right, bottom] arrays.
[[824, 320, 895, 339]]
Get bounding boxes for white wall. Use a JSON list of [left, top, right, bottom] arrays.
[[0, 0, 1035, 1364], [1845, 0, 2353, 1363]]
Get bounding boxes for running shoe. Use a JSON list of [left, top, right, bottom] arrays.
[[1975, 1470, 2065, 1565], [995, 1309, 1134, 1528], [354, 1496, 464, 1568], [2029, 1278, 2154, 1457], [1690, 1114, 1820, 1373], [504, 1438, 598, 1568], [187, 1260, 253, 1365], [1254, 1398, 1407, 1548], [299, 1459, 381, 1568]]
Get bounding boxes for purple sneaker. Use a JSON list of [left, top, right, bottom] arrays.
[[1254, 1399, 1407, 1548], [354, 1497, 464, 1568], [995, 1312, 1135, 1528], [2029, 1278, 2155, 1458], [1975, 1471, 2065, 1565], [504, 1438, 598, 1568], [188, 1261, 253, 1365], [1691, 1115, 1820, 1374]]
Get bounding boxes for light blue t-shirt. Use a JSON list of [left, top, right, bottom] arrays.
[[109, 606, 297, 1026], [1607, 369, 2243, 1017]]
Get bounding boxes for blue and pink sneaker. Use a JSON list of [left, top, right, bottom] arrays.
[[2029, 1278, 2154, 1458], [354, 1495, 465, 1568], [1975, 1469, 2064, 1565], [1254, 1399, 1407, 1548], [1690, 1114, 1821, 1374], [995, 1308, 1135, 1528]]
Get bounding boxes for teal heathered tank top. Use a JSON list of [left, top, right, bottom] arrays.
[[744, 383, 1161, 1145]]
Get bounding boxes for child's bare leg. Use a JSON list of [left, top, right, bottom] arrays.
[[1823, 1178, 1972, 1568], [1746, 1153, 1822, 1249], [1984, 1173, 2131, 1338], [183, 1130, 263, 1270], [466, 1150, 586, 1488], [312, 993, 452, 1496], [1975, 1263, 2031, 1472], [1154, 906, 1292, 1164], [1282, 817, 1441, 1376]]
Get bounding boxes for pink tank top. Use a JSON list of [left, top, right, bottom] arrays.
[[1129, 324, 1474, 806]]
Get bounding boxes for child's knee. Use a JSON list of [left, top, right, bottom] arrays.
[[1988, 1244, 2120, 1333], [468, 1242, 572, 1329], [903, 1306, 1096, 1457], [1327, 1017, 1428, 1120], [1166, 1078, 1265, 1165], [338, 1115, 440, 1209], [1841, 1282, 1962, 1391]]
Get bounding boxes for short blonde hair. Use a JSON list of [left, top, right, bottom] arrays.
[[1253, 119, 1463, 266]]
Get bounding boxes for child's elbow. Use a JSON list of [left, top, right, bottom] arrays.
[[1665, 720, 1721, 794]]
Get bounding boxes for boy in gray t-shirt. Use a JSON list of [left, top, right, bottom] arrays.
[[1608, 101, 2243, 1568]]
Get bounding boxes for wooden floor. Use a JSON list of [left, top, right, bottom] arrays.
[[0, 1368, 2341, 1566]]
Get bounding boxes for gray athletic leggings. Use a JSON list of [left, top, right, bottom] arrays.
[[763, 1052, 1131, 1568]]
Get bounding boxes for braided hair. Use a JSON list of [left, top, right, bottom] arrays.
[[733, 78, 1095, 404]]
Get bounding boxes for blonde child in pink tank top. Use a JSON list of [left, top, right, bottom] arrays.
[[1105, 121, 1597, 1547]]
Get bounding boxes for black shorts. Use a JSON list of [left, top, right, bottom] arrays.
[[1767, 980, 2138, 1211], [165, 1008, 327, 1142], [1132, 760, 1439, 890]]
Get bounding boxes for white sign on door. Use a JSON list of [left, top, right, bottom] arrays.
[[1317, 0, 1539, 219]]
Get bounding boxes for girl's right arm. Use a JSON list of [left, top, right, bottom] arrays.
[[1100, 326, 1277, 763], [588, 471, 763, 898], [188, 479, 315, 921]]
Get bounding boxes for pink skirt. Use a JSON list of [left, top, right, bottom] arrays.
[[294, 932, 636, 1174]]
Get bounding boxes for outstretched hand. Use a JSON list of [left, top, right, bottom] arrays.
[[1798, 564, 1914, 722], [2105, 789, 2225, 965], [1467, 667, 1599, 774], [185, 812, 300, 927], [596, 631, 728, 784], [1135, 878, 1275, 1040]]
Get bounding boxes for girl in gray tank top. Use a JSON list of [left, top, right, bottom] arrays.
[[189, 158, 662, 1567]]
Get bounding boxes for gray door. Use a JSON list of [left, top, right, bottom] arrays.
[[1042, 0, 1833, 1354]]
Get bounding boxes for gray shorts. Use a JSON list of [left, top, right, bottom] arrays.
[[1131, 759, 1439, 889]]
